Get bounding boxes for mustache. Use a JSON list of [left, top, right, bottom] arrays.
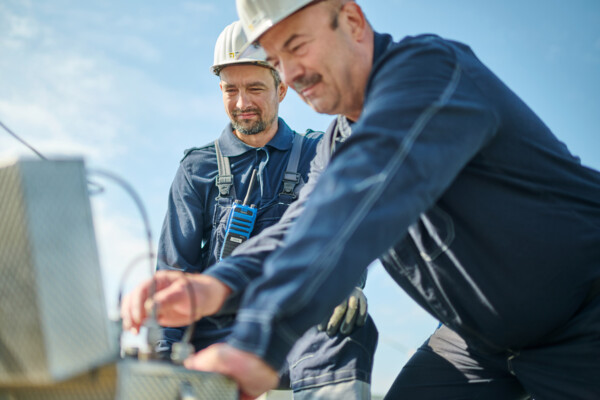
[[232, 107, 261, 118], [292, 73, 322, 93]]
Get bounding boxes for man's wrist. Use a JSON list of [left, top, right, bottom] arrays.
[[226, 310, 295, 371], [190, 274, 232, 317]]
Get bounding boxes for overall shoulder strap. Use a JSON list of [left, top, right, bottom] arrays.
[[279, 133, 305, 199], [214, 140, 234, 197]]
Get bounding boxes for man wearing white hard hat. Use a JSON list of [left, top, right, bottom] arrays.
[[125, 1, 600, 399], [123, 20, 377, 400]]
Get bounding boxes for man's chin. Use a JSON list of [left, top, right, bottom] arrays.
[[233, 122, 263, 136], [305, 98, 337, 116]]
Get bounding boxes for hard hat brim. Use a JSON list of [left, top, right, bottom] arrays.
[[237, 40, 268, 60], [236, 0, 317, 59], [211, 60, 273, 75]]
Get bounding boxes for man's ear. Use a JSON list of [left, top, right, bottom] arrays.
[[278, 82, 288, 103], [340, 2, 368, 42]]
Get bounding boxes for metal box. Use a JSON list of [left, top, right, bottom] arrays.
[[0, 360, 238, 400], [0, 158, 118, 385]]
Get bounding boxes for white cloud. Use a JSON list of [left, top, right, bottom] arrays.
[[0, 99, 117, 160], [0, 8, 216, 163], [6, 13, 37, 40]]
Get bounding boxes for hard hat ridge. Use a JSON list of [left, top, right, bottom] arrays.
[[211, 20, 271, 75], [236, 0, 316, 58]]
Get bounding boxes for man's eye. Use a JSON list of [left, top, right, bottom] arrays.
[[291, 42, 307, 54]]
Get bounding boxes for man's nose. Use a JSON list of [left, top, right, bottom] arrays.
[[279, 56, 304, 89], [236, 91, 251, 109]]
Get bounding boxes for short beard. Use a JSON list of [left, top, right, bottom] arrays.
[[232, 119, 266, 136], [232, 113, 277, 136]]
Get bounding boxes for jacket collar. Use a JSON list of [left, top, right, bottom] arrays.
[[372, 31, 394, 68]]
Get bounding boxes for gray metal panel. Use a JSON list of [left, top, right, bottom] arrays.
[[0, 360, 238, 400], [0, 363, 117, 400], [0, 159, 117, 385], [0, 160, 47, 382], [116, 360, 238, 400]]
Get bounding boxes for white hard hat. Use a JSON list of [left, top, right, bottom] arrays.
[[236, 0, 315, 57], [211, 20, 271, 75]]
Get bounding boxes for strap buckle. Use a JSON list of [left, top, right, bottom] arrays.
[[280, 172, 300, 199], [216, 174, 233, 196]]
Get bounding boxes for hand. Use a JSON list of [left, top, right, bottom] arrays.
[[184, 343, 279, 400], [318, 287, 367, 336], [121, 270, 232, 334]]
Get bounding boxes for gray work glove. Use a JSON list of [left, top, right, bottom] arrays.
[[317, 287, 368, 336]]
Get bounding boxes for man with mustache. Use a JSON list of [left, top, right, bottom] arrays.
[[145, 20, 377, 399], [124, 1, 600, 399]]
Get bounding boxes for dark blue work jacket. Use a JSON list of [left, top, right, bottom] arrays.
[[157, 119, 378, 390], [157, 118, 322, 346], [207, 32, 600, 370]]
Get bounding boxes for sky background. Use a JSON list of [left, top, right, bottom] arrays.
[[1, 0, 599, 395]]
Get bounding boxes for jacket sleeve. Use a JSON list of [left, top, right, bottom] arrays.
[[225, 37, 500, 370], [157, 161, 208, 273]]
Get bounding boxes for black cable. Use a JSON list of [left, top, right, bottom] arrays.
[[87, 169, 156, 305], [0, 118, 107, 194], [117, 252, 156, 312], [86, 178, 106, 196], [0, 119, 47, 160], [90, 169, 199, 362], [116, 255, 198, 339]]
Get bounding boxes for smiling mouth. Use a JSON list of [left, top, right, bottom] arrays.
[[234, 109, 260, 119], [300, 83, 319, 98], [293, 73, 322, 97]]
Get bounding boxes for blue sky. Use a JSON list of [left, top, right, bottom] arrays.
[[1, 0, 598, 395]]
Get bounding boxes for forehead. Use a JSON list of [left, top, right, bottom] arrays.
[[219, 64, 273, 85], [258, 2, 331, 52]]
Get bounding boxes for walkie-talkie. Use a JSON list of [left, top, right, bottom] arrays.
[[220, 169, 258, 260]]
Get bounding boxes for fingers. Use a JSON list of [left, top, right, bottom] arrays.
[[326, 301, 347, 336], [340, 293, 358, 335], [121, 272, 233, 333], [121, 270, 186, 333], [356, 287, 368, 327], [329, 287, 368, 336], [121, 277, 152, 334]]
